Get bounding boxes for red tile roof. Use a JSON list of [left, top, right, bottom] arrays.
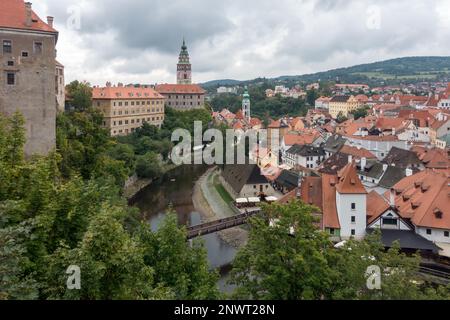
[[283, 132, 320, 146], [336, 162, 367, 194], [387, 170, 450, 230], [340, 145, 377, 160], [367, 191, 390, 224], [92, 85, 164, 100], [155, 84, 206, 94], [0, 0, 57, 33]]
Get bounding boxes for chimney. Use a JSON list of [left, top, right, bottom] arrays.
[[348, 155, 353, 164], [405, 168, 413, 177], [25, 2, 32, 27], [390, 189, 396, 208], [361, 157, 367, 172], [382, 164, 388, 172], [47, 16, 54, 28]]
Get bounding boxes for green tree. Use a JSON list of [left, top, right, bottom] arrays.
[[66, 80, 93, 111], [135, 152, 163, 179], [350, 106, 370, 120], [136, 213, 220, 300], [306, 89, 319, 106], [230, 201, 335, 300]]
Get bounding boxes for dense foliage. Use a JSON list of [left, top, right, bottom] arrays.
[[0, 112, 220, 300], [210, 86, 310, 119], [230, 201, 450, 300]]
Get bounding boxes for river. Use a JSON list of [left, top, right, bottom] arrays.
[[130, 164, 237, 293]]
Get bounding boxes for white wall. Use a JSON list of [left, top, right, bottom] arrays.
[[368, 210, 411, 231], [416, 227, 450, 244], [336, 193, 367, 239]]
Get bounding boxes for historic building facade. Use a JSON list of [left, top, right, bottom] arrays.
[[177, 39, 192, 85], [155, 39, 206, 111], [92, 84, 165, 136], [0, 0, 61, 156]]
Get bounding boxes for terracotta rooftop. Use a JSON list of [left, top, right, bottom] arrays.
[[367, 191, 390, 225], [0, 0, 57, 33], [387, 170, 450, 230], [340, 145, 377, 160], [92, 85, 164, 100], [336, 162, 368, 195], [155, 84, 206, 94]]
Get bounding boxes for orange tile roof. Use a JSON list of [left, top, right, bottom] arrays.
[[375, 117, 407, 131], [322, 174, 340, 229], [0, 0, 57, 33], [92, 85, 164, 100], [283, 132, 320, 146], [336, 162, 368, 194], [340, 145, 377, 160], [411, 147, 450, 169], [387, 170, 450, 230], [155, 84, 206, 94], [367, 191, 390, 224]]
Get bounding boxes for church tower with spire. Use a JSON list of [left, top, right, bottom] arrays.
[[242, 86, 251, 122], [177, 39, 192, 84]]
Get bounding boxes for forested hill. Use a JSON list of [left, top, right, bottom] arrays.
[[202, 56, 450, 88]]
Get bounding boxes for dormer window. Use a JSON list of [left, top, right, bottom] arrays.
[[434, 209, 443, 219]]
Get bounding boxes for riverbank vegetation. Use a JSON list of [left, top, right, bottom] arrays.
[[0, 112, 220, 300]]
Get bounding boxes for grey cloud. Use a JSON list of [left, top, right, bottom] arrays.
[[36, 0, 450, 84]]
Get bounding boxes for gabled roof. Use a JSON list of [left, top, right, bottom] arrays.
[[382, 147, 422, 168], [323, 135, 347, 153], [378, 166, 408, 189], [0, 0, 57, 33], [222, 163, 269, 194], [387, 170, 450, 230], [336, 162, 367, 194], [286, 144, 325, 157], [275, 170, 300, 190], [340, 145, 377, 160], [367, 191, 390, 224]]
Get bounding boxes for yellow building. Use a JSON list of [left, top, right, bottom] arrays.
[[92, 84, 165, 136], [328, 95, 362, 119]]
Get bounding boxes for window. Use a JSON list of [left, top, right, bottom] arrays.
[[3, 40, 12, 54], [444, 231, 449, 238], [351, 216, 356, 223], [351, 203, 356, 210], [382, 218, 397, 226], [7, 60, 14, 66], [351, 229, 356, 236], [21, 51, 29, 57], [33, 41, 43, 54], [426, 229, 432, 235], [6, 72, 15, 85], [329, 228, 335, 235]]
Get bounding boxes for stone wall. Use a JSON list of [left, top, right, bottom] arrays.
[[0, 29, 57, 156]]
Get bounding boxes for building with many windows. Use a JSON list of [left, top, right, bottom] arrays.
[[328, 95, 363, 118], [0, 0, 61, 156], [155, 84, 205, 111], [155, 40, 206, 111], [92, 84, 165, 136]]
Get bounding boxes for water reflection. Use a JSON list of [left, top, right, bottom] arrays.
[[131, 165, 237, 292]]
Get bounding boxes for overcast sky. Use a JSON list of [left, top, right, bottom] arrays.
[[33, 0, 450, 86]]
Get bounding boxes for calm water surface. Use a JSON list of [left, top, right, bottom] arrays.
[[130, 165, 237, 292]]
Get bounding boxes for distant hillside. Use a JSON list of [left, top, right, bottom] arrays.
[[202, 56, 450, 88]]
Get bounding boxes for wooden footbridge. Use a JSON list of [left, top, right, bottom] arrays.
[[187, 210, 261, 240]]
